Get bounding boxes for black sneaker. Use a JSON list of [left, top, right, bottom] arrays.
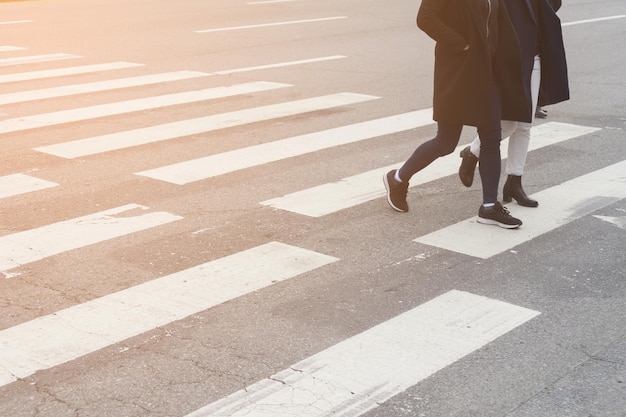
[[477, 202, 522, 229], [384, 169, 409, 212]]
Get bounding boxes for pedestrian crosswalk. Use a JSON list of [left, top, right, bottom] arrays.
[[0, 70, 210, 105], [0, 61, 144, 84], [0, 204, 182, 273], [0, 81, 290, 135], [186, 290, 539, 417], [0, 52, 79, 67], [415, 160, 626, 259], [35, 91, 376, 160], [0, 241, 338, 388], [260, 122, 601, 217], [0, 173, 58, 199], [1, 37, 624, 417]]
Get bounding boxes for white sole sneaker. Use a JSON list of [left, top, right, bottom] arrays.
[[477, 216, 521, 229]]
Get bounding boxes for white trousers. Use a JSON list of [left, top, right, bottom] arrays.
[[470, 55, 541, 176]]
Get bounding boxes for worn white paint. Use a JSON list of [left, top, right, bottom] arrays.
[[0, 204, 182, 272], [593, 215, 626, 230], [187, 290, 539, 417], [0, 242, 337, 387]]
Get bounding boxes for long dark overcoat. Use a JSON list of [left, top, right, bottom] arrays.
[[417, 0, 569, 126], [498, 0, 569, 120], [417, 0, 527, 127]]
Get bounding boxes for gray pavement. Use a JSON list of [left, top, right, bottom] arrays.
[[0, 0, 624, 416]]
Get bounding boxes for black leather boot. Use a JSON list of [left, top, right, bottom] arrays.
[[502, 175, 538, 207], [459, 146, 478, 187]]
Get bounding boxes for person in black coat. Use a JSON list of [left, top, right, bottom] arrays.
[[458, 0, 569, 207], [384, 0, 528, 228]]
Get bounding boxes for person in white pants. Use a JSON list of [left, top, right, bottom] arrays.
[[458, 0, 569, 208]]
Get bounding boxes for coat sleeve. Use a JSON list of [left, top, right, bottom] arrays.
[[417, 0, 468, 52]]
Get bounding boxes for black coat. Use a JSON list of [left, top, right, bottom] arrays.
[[417, 0, 568, 126], [498, 0, 569, 119], [418, 0, 526, 127]]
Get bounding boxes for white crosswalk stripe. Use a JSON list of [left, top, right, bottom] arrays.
[[0, 46, 26, 52], [210, 55, 346, 75], [35, 91, 376, 159], [415, 160, 626, 259], [0, 53, 79, 66], [135, 108, 426, 184], [134, 93, 380, 184], [0, 241, 338, 388], [0, 174, 58, 199], [0, 70, 210, 105], [194, 16, 348, 33], [0, 20, 32, 25], [0, 61, 144, 84], [0, 81, 290, 135], [186, 290, 540, 417], [0, 204, 182, 273]]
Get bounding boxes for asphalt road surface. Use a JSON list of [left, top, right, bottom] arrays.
[[1, 0, 625, 416]]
